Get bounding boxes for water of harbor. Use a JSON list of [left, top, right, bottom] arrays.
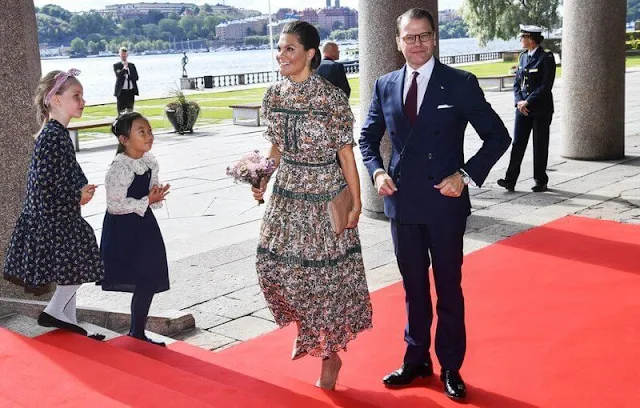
[[41, 37, 522, 105]]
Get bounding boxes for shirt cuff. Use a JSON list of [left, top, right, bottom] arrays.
[[372, 168, 386, 181], [459, 168, 477, 187]]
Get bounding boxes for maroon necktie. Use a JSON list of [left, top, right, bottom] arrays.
[[405, 71, 419, 125]]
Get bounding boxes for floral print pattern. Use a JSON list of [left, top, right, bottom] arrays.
[[257, 74, 373, 358], [3, 119, 104, 293]]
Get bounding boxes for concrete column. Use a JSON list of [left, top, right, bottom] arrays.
[[357, 0, 438, 218], [0, 1, 44, 298], [561, 0, 626, 159]]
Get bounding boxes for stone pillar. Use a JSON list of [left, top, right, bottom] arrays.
[[0, 1, 44, 298], [561, 0, 626, 159], [357, 0, 438, 218]]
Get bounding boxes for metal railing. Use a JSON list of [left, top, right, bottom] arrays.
[[180, 50, 518, 90]]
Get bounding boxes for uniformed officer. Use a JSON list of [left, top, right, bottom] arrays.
[[498, 25, 556, 192]]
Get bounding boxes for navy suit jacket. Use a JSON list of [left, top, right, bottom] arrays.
[[514, 48, 556, 116], [316, 58, 351, 97], [359, 59, 511, 224]]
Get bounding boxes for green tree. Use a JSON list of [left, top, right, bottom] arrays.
[[461, 0, 561, 45], [36, 13, 75, 45], [159, 18, 183, 37], [40, 4, 72, 21], [439, 19, 469, 39], [144, 10, 165, 25], [70, 37, 87, 54], [142, 23, 161, 40], [70, 14, 89, 35], [179, 15, 197, 35]]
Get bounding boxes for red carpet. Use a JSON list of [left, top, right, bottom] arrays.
[[2, 215, 639, 407], [201, 215, 640, 407], [0, 329, 207, 407]]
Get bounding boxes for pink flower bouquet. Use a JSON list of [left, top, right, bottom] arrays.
[[226, 150, 277, 204]]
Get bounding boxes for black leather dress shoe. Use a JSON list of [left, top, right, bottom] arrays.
[[37, 312, 87, 335], [531, 184, 548, 192], [128, 333, 166, 347], [440, 370, 467, 400], [497, 178, 515, 192], [383, 363, 433, 387]]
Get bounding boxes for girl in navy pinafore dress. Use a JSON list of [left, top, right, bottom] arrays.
[[100, 112, 170, 346]]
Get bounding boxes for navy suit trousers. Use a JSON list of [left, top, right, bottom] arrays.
[[505, 112, 552, 185], [390, 217, 467, 370]]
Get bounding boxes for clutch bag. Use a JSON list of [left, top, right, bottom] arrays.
[[328, 186, 353, 234]]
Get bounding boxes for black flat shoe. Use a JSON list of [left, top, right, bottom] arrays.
[[87, 333, 106, 341], [531, 184, 548, 192], [440, 369, 467, 400], [497, 178, 515, 192], [37, 312, 87, 336], [383, 363, 433, 387], [128, 333, 166, 347]]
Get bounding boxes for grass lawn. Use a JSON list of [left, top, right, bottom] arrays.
[[80, 55, 639, 136], [80, 77, 362, 135]]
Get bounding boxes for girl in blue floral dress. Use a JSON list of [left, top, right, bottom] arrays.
[[3, 70, 104, 338], [100, 112, 170, 346]]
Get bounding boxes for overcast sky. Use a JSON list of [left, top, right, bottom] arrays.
[[33, 0, 464, 14]]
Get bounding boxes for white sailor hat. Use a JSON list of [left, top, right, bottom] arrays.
[[519, 24, 544, 35]]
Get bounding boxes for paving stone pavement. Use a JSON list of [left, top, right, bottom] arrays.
[[74, 69, 640, 350]]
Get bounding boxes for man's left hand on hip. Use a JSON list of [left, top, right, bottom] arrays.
[[434, 172, 465, 197]]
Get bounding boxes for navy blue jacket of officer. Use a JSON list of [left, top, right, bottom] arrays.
[[498, 25, 556, 193], [359, 7, 511, 401]]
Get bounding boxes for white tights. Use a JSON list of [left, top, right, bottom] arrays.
[[43, 285, 80, 324]]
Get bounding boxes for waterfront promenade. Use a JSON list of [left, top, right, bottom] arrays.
[[73, 68, 640, 350]]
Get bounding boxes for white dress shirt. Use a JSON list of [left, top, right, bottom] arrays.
[[373, 56, 474, 186], [372, 57, 435, 180], [402, 56, 435, 115]]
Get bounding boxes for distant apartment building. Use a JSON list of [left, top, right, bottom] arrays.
[[300, 8, 319, 26], [215, 15, 269, 40], [276, 8, 295, 21], [104, 2, 196, 19], [317, 7, 358, 31]]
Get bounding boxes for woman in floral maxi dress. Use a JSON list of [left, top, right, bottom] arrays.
[[252, 21, 373, 390]]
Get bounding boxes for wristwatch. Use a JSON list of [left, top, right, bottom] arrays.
[[457, 168, 471, 185]]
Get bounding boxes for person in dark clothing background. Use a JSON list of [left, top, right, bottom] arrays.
[[113, 47, 140, 115], [316, 41, 351, 98], [498, 25, 556, 193]]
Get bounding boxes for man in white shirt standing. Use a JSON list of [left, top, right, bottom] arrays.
[[113, 47, 139, 115], [359, 7, 511, 401]]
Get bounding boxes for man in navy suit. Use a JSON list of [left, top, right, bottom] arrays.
[[359, 8, 511, 400], [316, 41, 351, 97], [498, 25, 556, 193]]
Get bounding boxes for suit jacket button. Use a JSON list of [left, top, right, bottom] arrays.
[[428, 153, 433, 159], [428, 176, 434, 180]]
